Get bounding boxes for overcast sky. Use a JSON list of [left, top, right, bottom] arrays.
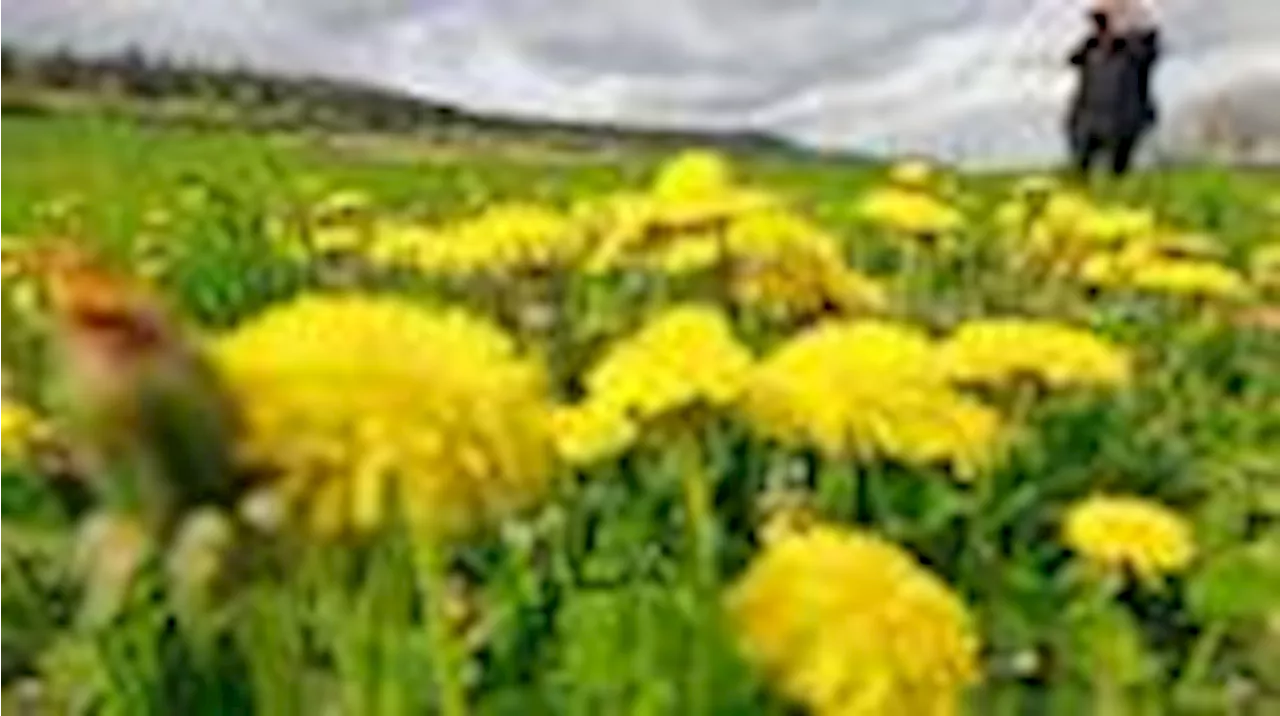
[[4, 0, 1279, 163]]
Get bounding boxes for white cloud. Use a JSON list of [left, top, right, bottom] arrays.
[[3, 0, 1278, 164]]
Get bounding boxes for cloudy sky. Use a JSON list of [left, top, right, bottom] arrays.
[[4, 0, 1279, 163]]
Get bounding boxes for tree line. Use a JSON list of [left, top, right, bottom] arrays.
[[0, 44, 798, 155], [3, 44, 478, 133]]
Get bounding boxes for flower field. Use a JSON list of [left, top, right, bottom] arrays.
[[3, 115, 1280, 715]]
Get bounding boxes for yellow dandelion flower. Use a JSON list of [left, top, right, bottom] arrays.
[[582, 304, 753, 422], [938, 318, 1132, 390], [741, 321, 1003, 477], [577, 193, 758, 274], [1078, 206, 1157, 248], [888, 159, 937, 190], [212, 295, 554, 539], [728, 523, 980, 716], [367, 203, 583, 277], [750, 319, 942, 393], [1079, 252, 1123, 286], [726, 210, 887, 318], [550, 399, 639, 467], [363, 222, 443, 267], [726, 209, 844, 262], [1014, 194, 1163, 266], [732, 254, 887, 319], [1033, 192, 1096, 246], [2, 398, 48, 465], [575, 155, 779, 275], [1077, 241, 1156, 287], [650, 232, 725, 275], [1127, 258, 1251, 300], [1063, 494, 1195, 582], [855, 187, 964, 238], [822, 265, 889, 313], [651, 149, 735, 201]]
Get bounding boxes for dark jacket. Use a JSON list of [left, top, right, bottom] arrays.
[[1067, 30, 1159, 142]]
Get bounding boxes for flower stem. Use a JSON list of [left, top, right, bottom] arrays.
[[415, 538, 468, 716], [677, 428, 717, 715], [817, 459, 860, 523]]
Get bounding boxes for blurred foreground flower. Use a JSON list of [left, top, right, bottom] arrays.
[[30, 247, 245, 624], [938, 318, 1132, 390], [1063, 494, 1195, 584], [213, 294, 554, 539], [728, 523, 979, 716], [42, 246, 240, 533]]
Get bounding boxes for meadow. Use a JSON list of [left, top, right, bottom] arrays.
[[3, 113, 1280, 715]]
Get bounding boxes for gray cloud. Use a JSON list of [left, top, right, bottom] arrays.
[[3, 0, 1278, 164]]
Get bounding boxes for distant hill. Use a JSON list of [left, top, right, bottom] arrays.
[[1, 45, 820, 159]]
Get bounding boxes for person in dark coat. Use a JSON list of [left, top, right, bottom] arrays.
[[1066, 10, 1160, 176]]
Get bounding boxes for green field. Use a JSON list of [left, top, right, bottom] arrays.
[[3, 113, 1280, 715]]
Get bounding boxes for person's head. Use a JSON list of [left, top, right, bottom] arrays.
[[1094, 0, 1158, 33]]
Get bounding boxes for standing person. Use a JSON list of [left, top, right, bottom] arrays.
[[1065, 7, 1159, 176], [1104, 0, 1162, 132]]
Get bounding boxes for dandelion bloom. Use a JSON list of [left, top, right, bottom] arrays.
[[1127, 258, 1252, 300], [741, 321, 1002, 479], [651, 149, 736, 202], [731, 253, 886, 320], [728, 523, 980, 716], [1015, 194, 1158, 264], [855, 187, 963, 238], [1077, 206, 1157, 249], [212, 295, 554, 539], [938, 318, 1131, 390], [1063, 494, 1195, 581], [582, 304, 753, 422], [549, 399, 639, 467], [365, 203, 583, 277], [888, 159, 938, 190], [1, 398, 47, 464], [579, 153, 775, 274], [726, 210, 887, 318]]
